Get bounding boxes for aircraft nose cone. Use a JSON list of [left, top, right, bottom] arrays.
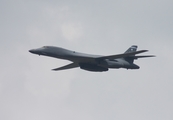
[[29, 49, 37, 54], [29, 49, 34, 53]]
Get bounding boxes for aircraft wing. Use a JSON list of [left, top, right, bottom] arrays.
[[96, 50, 148, 60], [52, 50, 150, 71], [52, 62, 79, 71]]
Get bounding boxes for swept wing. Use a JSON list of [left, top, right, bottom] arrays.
[[52, 62, 79, 71], [52, 50, 149, 71]]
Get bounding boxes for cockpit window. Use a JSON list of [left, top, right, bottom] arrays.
[[43, 46, 48, 48]]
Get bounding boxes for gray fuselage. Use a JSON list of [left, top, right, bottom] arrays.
[[29, 46, 139, 71]]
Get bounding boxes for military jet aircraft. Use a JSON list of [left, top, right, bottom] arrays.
[[29, 45, 155, 72]]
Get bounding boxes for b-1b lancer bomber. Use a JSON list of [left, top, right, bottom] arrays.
[[29, 45, 155, 72]]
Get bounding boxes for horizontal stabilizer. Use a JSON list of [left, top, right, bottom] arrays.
[[96, 50, 148, 60], [132, 55, 156, 59], [52, 62, 79, 71]]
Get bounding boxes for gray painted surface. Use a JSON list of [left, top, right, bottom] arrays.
[[29, 46, 154, 71]]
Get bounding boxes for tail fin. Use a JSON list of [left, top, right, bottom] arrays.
[[124, 45, 138, 63], [124, 45, 137, 53]]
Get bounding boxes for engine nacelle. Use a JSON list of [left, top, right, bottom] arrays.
[[127, 64, 140, 69], [79, 63, 108, 72]]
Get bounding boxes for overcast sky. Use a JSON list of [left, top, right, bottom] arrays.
[[1, 0, 173, 120]]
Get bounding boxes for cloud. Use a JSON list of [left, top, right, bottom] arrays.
[[61, 22, 83, 42], [24, 68, 76, 99], [1, 0, 173, 120]]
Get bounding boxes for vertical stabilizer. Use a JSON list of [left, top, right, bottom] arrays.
[[124, 45, 138, 53], [124, 45, 138, 63]]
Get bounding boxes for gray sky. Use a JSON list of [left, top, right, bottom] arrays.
[[1, 0, 173, 120]]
